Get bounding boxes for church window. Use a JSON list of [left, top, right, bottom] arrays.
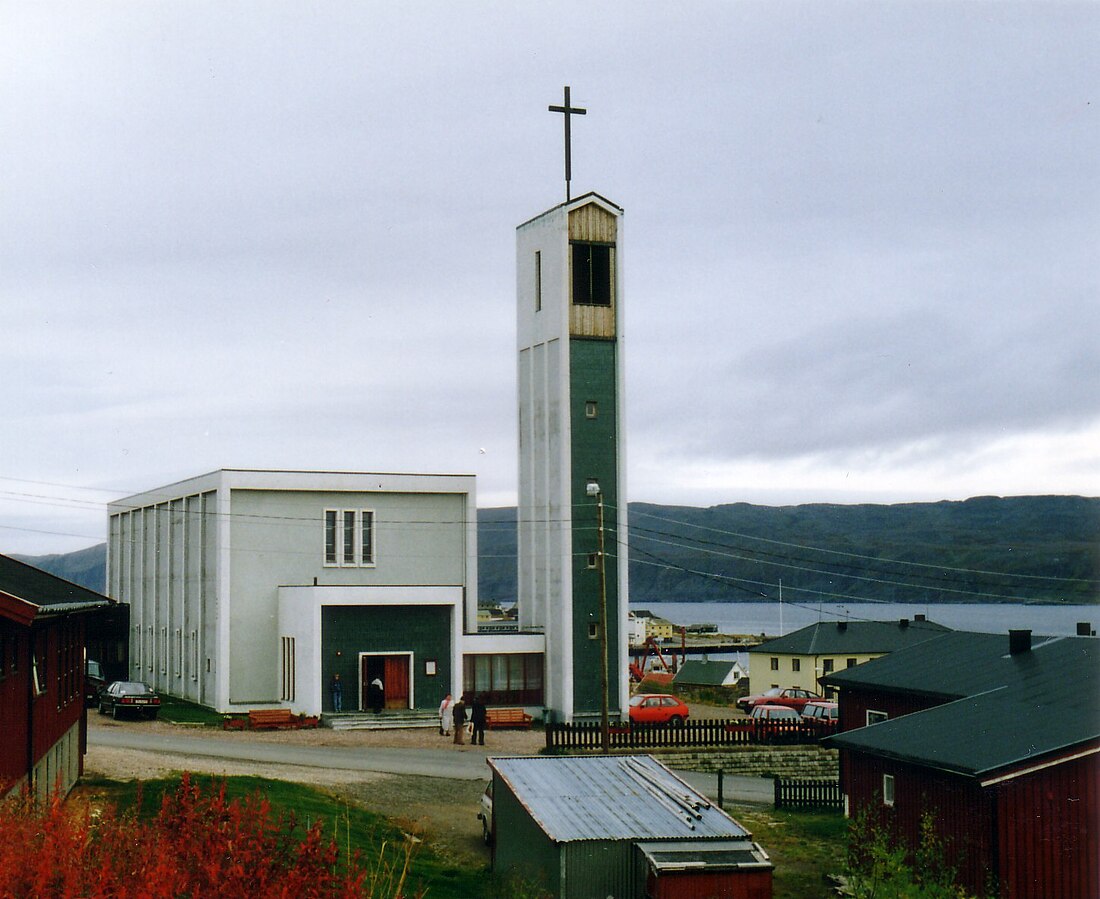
[[571, 242, 612, 306], [324, 509, 376, 567], [534, 251, 542, 311]]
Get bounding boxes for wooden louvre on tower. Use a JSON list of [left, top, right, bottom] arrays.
[[569, 200, 618, 339]]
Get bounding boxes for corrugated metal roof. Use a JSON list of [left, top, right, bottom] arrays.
[[488, 755, 751, 843]]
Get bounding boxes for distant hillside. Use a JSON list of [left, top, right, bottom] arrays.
[[477, 495, 1099, 606], [15, 496, 1098, 606], [12, 543, 107, 594]]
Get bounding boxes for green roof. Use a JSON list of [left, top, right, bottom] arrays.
[[0, 553, 111, 610], [749, 618, 951, 656], [825, 632, 1099, 778], [673, 658, 741, 686]]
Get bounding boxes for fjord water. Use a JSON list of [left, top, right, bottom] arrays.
[[635, 600, 1097, 639]]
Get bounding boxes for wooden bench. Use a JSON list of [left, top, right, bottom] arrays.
[[248, 708, 297, 730], [485, 708, 533, 730]]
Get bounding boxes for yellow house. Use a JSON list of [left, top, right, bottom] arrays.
[[748, 617, 950, 696]]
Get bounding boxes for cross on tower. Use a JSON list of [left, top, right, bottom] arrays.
[[549, 85, 586, 201]]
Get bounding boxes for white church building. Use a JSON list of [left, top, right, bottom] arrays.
[[106, 191, 628, 722]]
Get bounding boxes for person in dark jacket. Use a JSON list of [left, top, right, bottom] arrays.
[[470, 695, 487, 746], [452, 695, 467, 745]]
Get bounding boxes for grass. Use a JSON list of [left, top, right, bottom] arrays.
[[78, 774, 494, 898], [156, 694, 227, 727], [726, 802, 849, 898]]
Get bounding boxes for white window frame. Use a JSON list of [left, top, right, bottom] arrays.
[[323, 508, 376, 567], [883, 774, 896, 807], [867, 709, 889, 726]]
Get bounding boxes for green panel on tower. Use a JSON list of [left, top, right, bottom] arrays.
[[569, 337, 621, 715]]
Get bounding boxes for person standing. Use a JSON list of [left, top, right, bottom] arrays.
[[438, 693, 453, 736], [452, 694, 467, 745], [470, 694, 487, 746], [330, 673, 343, 713], [370, 677, 384, 714]]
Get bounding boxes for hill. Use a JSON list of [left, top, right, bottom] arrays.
[[14, 496, 1098, 606]]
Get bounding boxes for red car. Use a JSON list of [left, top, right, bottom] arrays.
[[628, 693, 690, 725], [801, 700, 839, 734], [738, 687, 822, 713], [750, 704, 805, 743]]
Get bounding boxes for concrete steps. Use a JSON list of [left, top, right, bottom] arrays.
[[322, 710, 439, 731]]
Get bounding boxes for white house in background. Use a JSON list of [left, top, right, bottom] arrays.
[[107, 469, 545, 716]]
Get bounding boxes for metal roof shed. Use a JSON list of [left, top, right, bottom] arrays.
[[487, 755, 772, 899]]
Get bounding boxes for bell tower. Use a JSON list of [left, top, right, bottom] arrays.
[[516, 191, 628, 723]]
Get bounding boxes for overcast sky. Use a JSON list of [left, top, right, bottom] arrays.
[[2, 2, 1097, 556]]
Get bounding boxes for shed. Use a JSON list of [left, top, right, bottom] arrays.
[[673, 657, 745, 688], [488, 755, 772, 898]]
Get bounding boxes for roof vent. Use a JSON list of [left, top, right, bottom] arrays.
[[914, 614, 926, 622], [1009, 629, 1032, 654], [1078, 621, 1095, 637], [836, 621, 848, 632], [899, 618, 909, 629]]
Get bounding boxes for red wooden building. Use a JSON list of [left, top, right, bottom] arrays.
[[0, 554, 112, 800], [824, 629, 1099, 899]]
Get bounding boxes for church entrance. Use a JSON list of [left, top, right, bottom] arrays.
[[360, 653, 411, 710]]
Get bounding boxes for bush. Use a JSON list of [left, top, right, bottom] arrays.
[[0, 774, 415, 897]]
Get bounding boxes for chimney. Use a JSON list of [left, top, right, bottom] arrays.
[[1009, 629, 1032, 654], [837, 621, 848, 632], [914, 614, 926, 622], [1077, 622, 1094, 637], [899, 618, 909, 629]]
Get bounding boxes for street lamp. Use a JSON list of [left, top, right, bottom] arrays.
[[587, 481, 610, 754]]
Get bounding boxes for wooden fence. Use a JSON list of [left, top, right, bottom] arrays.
[[544, 718, 819, 752], [773, 777, 844, 811]]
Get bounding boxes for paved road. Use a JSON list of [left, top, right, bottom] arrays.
[[89, 727, 774, 804]]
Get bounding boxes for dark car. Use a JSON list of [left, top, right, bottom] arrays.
[[801, 700, 839, 734], [98, 681, 161, 720], [84, 659, 107, 707], [627, 693, 690, 725]]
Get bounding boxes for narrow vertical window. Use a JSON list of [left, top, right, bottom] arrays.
[[361, 510, 374, 564], [534, 250, 542, 311], [324, 510, 338, 565], [883, 774, 896, 807], [585, 400, 598, 419], [342, 510, 356, 564]]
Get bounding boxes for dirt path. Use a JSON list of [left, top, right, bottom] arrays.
[[83, 715, 543, 865]]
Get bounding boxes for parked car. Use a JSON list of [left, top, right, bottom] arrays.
[[98, 681, 161, 720], [801, 700, 839, 734], [739, 687, 822, 713], [736, 687, 783, 713], [477, 780, 493, 845], [750, 703, 805, 743], [84, 659, 107, 707], [627, 693, 690, 725]]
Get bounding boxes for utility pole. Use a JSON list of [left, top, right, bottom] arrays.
[[590, 482, 611, 753]]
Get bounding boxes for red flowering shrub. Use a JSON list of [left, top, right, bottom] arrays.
[[0, 774, 410, 898]]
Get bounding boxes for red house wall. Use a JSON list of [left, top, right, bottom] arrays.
[[0, 622, 31, 788], [0, 614, 86, 792], [845, 750, 996, 897], [995, 751, 1100, 899], [838, 686, 942, 732]]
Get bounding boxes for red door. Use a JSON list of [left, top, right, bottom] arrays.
[[383, 656, 409, 709]]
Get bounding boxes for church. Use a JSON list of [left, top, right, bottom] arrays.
[[107, 106, 628, 723]]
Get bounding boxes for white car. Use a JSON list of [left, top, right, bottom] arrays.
[[477, 781, 493, 846]]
